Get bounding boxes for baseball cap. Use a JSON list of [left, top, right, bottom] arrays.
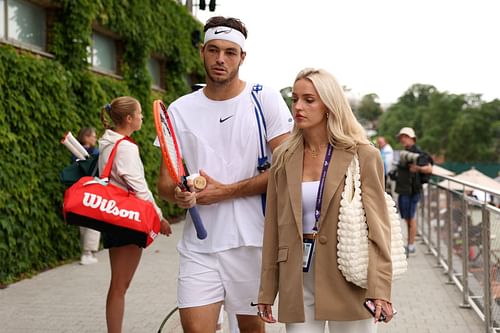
[[397, 127, 416, 139]]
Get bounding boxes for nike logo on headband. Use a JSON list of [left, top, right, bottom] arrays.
[[219, 115, 233, 123], [214, 29, 231, 34]]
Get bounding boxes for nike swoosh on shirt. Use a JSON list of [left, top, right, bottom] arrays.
[[219, 115, 234, 123]]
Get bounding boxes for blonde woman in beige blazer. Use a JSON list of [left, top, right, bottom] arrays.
[[257, 68, 393, 332]]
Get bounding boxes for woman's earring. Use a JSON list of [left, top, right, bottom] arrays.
[[326, 112, 329, 119]]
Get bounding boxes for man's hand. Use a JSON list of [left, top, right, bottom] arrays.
[[195, 170, 233, 205], [174, 180, 197, 208], [409, 163, 420, 173], [409, 163, 432, 174]]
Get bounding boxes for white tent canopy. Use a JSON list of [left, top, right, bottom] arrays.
[[438, 167, 500, 193], [432, 164, 455, 177]]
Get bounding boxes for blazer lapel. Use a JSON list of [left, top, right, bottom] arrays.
[[319, 148, 354, 225], [285, 142, 304, 237]]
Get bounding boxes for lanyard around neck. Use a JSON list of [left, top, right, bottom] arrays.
[[313, 144, 333, 232]]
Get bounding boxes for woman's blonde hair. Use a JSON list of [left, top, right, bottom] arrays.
[[273, 68, 369, 170], [100, 96, 140, 129]]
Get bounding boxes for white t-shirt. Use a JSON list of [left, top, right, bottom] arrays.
[[168, 82, 293, 253], [381, 144, 394, 175]]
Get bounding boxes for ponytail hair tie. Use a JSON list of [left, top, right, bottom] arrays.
[[105, 103, 112, 113]]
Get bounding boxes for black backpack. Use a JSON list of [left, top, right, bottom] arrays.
[[59, 155, 99, 187]]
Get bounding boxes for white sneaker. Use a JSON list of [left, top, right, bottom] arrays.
[[80, 254, 98, 265], [408, 244, 417, 256]]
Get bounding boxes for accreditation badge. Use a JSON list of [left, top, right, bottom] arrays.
[[303, 238, 315, 272]]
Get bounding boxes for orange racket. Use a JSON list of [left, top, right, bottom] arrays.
[[153, 100, 207, 239]]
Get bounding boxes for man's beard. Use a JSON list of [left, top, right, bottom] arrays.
[[205, 64, 240, 86]]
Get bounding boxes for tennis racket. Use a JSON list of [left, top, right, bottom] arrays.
[[157, 306, 181, 333], [153, 100, 207, 240]]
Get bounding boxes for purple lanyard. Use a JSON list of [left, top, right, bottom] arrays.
[[313, 144, 333, 232]]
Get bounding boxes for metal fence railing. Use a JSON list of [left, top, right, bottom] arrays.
[[416, 173, 500, 333]]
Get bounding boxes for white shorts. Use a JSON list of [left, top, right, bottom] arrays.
[[177, 246, 262, 315]]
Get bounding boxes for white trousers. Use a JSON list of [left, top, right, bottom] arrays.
[[79, 227, 100, 253], [286, 260, 377, 333]]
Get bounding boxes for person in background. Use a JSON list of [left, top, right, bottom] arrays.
[[376, 136, 393, 177], [99, 96, 172, 333], [157, 16, 292, 333], [257, 68, 393, 332], [74, 127, 101, 265], [74, 127, 99, 160], [394, 127, 433, 257], [376, 136, 394, 195]]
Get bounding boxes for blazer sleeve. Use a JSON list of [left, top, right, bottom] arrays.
[[258, 164, 280, 305], [359, 145, 392, 302]]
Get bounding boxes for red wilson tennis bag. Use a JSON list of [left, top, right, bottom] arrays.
[[63, 137, 160, 248]]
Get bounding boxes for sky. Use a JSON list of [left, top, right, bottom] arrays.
[[193, 0, 500, 104]]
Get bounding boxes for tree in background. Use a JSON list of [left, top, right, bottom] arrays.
[[377, 84, 437, 153], [447, 98, 500, 162], [280, 86, 292, 111], [377, 83, 500, 163], [418, 92, 467, 158], [357, 93, 382, 129]]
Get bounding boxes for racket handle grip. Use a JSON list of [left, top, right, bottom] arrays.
[[188, 207, 207, 240]]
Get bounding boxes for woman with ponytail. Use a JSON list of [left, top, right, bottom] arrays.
[[98, 96, 172, 333]]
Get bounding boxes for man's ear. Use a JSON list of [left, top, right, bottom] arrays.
[[240, 51, 246, 65], [199, 44, 205, 58]]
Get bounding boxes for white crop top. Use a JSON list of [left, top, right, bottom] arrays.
[[302, 181, 319, 234]]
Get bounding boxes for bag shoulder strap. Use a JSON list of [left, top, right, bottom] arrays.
[[344, 153, 360, 202], [251, 84, 270, 172], [100, 136, 136, 179], [251, 84, 269, 215]]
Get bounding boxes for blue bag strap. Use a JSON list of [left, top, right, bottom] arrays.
[[251, 84, 269, 172], [251, 84, 269, 214]]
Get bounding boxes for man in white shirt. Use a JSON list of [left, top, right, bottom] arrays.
[[376, 136, 394, 194], [376, 136, 394, 177], [157, 16, 292, 333]]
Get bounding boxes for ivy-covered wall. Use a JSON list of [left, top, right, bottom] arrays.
[[0, 0, 204, 284]]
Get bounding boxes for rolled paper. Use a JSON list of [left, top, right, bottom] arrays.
[[66, 131, 89, 158], [61, 140, 86, 160], [61, 131, 89, 160]]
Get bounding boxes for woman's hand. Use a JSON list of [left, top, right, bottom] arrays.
[[159, 219, 172, 236], [256, 304, 276, 323], [372, 299, 394, 323]]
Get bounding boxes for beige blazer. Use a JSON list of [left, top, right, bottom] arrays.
[[258, 142, 392, 323]]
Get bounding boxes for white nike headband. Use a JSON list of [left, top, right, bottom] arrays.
[[204, 26, 246, 50]]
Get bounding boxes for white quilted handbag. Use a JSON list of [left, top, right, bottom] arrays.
[[337, 154, 407, 288]]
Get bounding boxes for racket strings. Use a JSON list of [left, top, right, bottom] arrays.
[[159, 113, 182, 178]]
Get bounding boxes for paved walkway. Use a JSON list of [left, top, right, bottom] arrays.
[[0, 221, 484, 332]]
